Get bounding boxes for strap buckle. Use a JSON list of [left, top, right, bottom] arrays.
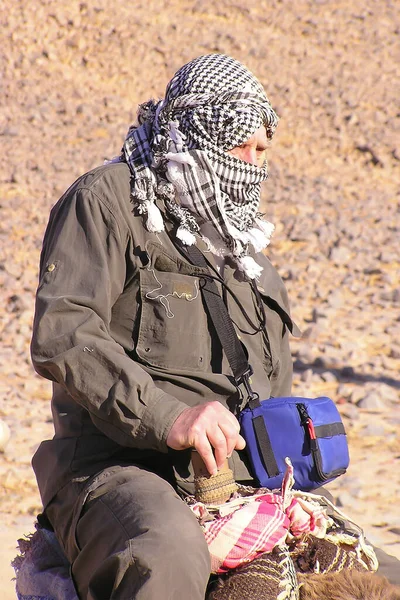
[[236, 365, 259, 404]]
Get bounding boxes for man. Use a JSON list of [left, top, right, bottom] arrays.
[[30, 54, 399, 599]]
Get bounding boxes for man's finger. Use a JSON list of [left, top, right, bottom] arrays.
[[235, 434, 246, 451], [194, 436, 218, 476], [223, 410, 241, 433], [208, 427, 229, 471], [218, 421, 242, 458]]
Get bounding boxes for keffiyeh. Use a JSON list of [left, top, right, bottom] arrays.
[[121, 54, 279, 279]]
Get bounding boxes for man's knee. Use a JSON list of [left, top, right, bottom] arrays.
[[74, 467, 211, 597], [126, 479, 211, 577]]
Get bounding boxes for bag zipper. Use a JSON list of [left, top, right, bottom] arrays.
[[297, 403, 330, 481]]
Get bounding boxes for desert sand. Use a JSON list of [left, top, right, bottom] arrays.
[[1, 1, 399, 597]]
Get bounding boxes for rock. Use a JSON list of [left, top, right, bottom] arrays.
[[294, 348, 315, 365], [312, 356, 327, 369], [347, 387, 365, 404], [300, 368, 314, 383], [389, 346, 400, 359], [0, 420, 11, 452], [379, 251, 398, 263], [300, 325, 318, 340], [380, 288, 400, 303], [335, 491, 357, 509], [340, 366, 356, 378], [338, 403, 360, 420], [5, 294, 26, 313], [364, 383, 399, 404], [320, 371, 338, 383], [357, 392, 391, 410], [330, 246, 352, 264], [362, 423, 386, 436], [337, 383, 355, 400]]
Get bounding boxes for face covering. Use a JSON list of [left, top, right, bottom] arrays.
[[122, 53, 279, 279]]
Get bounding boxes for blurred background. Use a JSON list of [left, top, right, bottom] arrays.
[[1, 0, 399, 597]]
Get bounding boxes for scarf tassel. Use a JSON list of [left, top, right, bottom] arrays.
[[176, 226, 197, 245], [236, 255, 263, 280], [145, 200, 165, 233]]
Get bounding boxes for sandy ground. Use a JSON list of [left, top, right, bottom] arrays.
[[1, 0, 399, 597]]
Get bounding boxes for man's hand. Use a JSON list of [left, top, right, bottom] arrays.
[[166, 402, 246, 476]]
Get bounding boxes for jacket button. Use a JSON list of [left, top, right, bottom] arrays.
[[47, 263, 56, 272], [144, 347, 150, 353]]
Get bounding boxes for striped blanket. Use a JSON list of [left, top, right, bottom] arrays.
[[190, 458, 329, 573]]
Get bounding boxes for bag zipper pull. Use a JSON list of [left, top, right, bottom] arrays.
[[297, 403, 318, 450], [307, 418, 318, 450]]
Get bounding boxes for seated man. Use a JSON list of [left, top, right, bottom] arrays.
[[30, 54, 400, 599]]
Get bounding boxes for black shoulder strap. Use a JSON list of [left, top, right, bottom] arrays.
[[181, 243, 280, 477], [179, 244, 257, 399]]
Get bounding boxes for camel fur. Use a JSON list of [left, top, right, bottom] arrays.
[[298, 569, 400, 600]]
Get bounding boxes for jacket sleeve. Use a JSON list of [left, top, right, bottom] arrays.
[[31, 185, 187, 452]]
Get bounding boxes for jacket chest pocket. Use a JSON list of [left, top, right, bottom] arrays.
[[136, 268, 211, 371]]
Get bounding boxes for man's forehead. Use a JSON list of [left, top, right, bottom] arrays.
[[248, 125, 268, 144]]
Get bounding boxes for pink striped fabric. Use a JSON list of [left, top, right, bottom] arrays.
[[190, 460, 328, 573], [203, 493, 289, 572]]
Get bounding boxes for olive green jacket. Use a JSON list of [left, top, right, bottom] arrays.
[[31, 162, 299, 507]]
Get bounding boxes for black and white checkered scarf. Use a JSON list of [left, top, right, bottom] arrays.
[[121, 54, 279, 279]]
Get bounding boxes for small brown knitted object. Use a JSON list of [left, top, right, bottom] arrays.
[[192, 451, 237, 505], [206, 547, 299, 600], [194, 470, 238, 505]]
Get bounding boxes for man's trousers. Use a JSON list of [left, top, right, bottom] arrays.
[[45, 465, 211, 599]]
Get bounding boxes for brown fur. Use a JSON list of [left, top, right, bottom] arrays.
[[298, 569, 400, 600]]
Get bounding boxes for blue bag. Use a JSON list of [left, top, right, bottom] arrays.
[[239, 396, 349, 491]]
